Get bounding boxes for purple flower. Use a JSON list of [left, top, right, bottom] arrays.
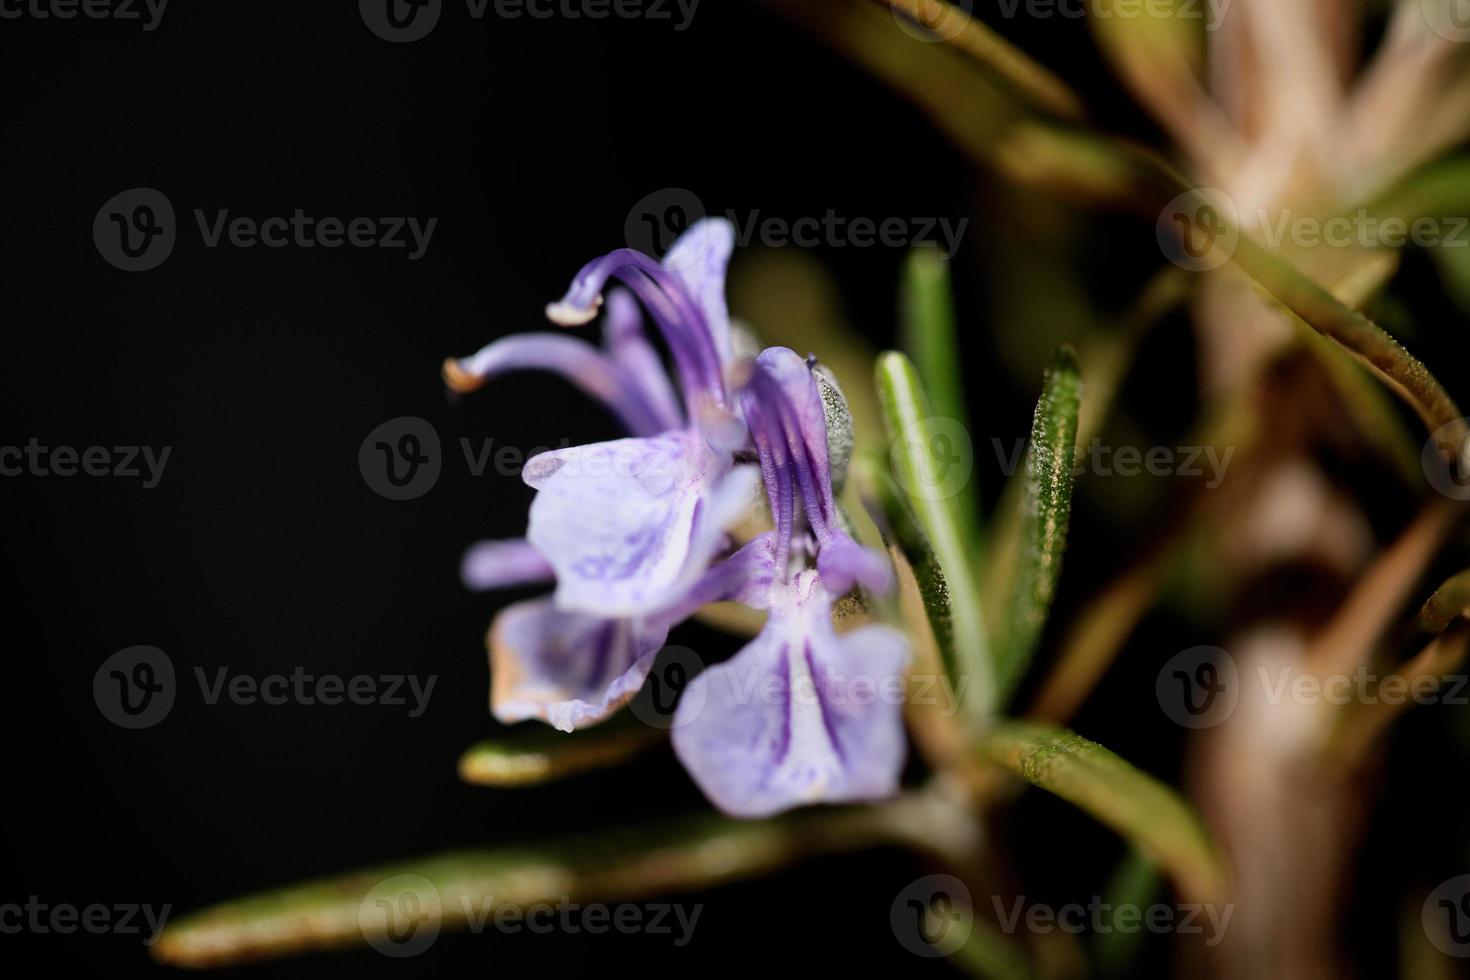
[[445, 219, 758, 730], [446, 226, 908, 818], [672, 348, 907, 817]]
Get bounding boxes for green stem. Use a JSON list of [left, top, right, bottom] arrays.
[[876, 0, 1085, 120], [153, 792, 975, 968]]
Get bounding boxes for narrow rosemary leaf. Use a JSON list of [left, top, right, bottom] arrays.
[[901, 247, 982, 551], [854, 451, 957, 684], [1414, 568, 1470, 636], [1000, 346, 1081, 701], [976, 722, 1227, 906], [877, 351, 994, 721]]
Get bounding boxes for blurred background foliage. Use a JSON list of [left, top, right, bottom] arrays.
[[13, 2, 1470, 977]]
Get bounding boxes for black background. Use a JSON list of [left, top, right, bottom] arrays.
[[0, 2, 999, 976], [4, 2, 1462, 977]]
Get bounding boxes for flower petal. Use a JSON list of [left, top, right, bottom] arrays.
[[664, 531, 779, 622], [662, 218, 735, 368], [489, 598, 669, 732], [672, 572, 909, 818], [816, 529, 894, 597], [523, 433, 754, 618], [461, 539, 555, 591]]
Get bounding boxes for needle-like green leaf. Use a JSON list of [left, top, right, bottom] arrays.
[[901, 248, 982, 551], [855, 451, 958, 684], [1414, 568, 1470, 635], [153, 795, 968, 968], [976, 722, 1227, 906], [458, 719, 666, 787], [878, 351, 994, 721], [951, 918, 1040, 980], [1092, 849, 1162, 978], [999, 347, 1081, 701], [877, 0, 1085, 120]]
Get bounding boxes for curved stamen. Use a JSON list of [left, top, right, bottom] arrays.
[[461, 538, 556, 591], [443, 333, 669, 436], [603, 289, 685, 431], [547, 249, 726, 408]]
